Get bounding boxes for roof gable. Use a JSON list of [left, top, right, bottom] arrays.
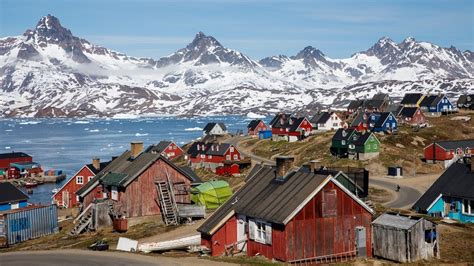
[[401, 93, 424, 105]]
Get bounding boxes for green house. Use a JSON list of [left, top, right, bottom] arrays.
[[331, 128, 357, 158], [348, 132, 380, 160]]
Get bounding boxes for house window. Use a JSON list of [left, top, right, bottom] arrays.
[[256, 221, 267, 243], [201, 154, 205, 159], [341, 140, 346, 145], [373, 144, 378, 149], [249, 219, 272, 245], [208, 155, 212, 159], [226, 155, 231, 160], [88, 176, 94, 182], [111, 186, 118, 201], [233, 154, 238, 160], [76, 176, 84, 184], [462, 199, 474, 215], [230, 147, 234, 152]]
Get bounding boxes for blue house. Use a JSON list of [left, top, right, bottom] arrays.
[[368, 112, 398, 133], [0, 183, 29, 211], [413, 162, 474, 223], [419, 94, 454, 116]]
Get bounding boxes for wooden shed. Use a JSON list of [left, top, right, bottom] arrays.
[[372, 213, 439, 263]]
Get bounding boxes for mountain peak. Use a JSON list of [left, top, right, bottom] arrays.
[[36, 15, 63, 31], [294, 46, 325, 59], [187, 31, 222, 50], [25, 14, 74, 45], [402, 36, 416, 44]]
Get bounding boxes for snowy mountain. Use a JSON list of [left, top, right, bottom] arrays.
[[0, 15, 473, 118]]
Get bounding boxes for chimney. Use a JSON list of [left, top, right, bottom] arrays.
[[309, 159, 320, 173], [92, 157, 100, 171], [130, 141, 144, 159], [275, 156, 295, 181]]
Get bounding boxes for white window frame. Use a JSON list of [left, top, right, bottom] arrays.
[[88, 176, 94, 182], [208, 154, 212, 159], [255, 221, 266, 243], [111, 186, 118, 201], [76, 176, 84, 184], [226, 155, 231, 160], [462, 199, 474, 215], [230, 146, 234, 152], [233, 154, 238, 160]]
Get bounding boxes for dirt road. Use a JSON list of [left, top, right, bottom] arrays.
[[225, 136, 274, 164], [0, 249, 232, 266]]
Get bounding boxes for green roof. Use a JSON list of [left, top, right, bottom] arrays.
[[101, 172, 128, 186]]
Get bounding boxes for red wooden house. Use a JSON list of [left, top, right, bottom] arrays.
[[398, 107, 426, 126], [52, 158, 110, 208], [269, 113, 313, 142], [424, 139, 474, 165], [186, 142, 241, 171], [198, 156, 374, 263], [76, 142, 201, 218], [146, 141, 183, 160], [0, 152, 32, 170], [247, 120, 268, 136], [215, 162, 240, 176]]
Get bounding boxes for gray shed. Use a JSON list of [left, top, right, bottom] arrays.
[[372, 213, 439, 263]]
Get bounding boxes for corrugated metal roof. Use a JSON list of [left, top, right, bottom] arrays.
[[372, 213, 420, 230]]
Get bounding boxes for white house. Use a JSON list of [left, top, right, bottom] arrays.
[[310, 112, 344, 132], [203, 122, 228, 136]]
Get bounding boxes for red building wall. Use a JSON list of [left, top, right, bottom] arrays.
[[248, 121, 268, 135], [0, 156, 32, 169], [424, 144, 452, 161], [115, 159, 192, 218], [162, 143, 183, 160], [189, 146, 241, 165], [246, 181, 373, 262], [53, 166, 96, 207], [201, 216, 237, 256]]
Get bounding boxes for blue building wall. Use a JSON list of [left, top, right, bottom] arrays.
[[436, 97, 454, 112], [427, 195, 474, 223], [370, 113, 398, 132], [259, 130, 272, 139], [0, 200, 28, 211]]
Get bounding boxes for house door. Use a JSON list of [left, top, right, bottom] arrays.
[[237, 214, 247, 252], [355, 226, 366, 257], [62, 191, 69, 208]]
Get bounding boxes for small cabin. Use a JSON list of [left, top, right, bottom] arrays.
[[0, 183, 29, 211], [372, 213, 439, 263], [247, 120, 268, 136]]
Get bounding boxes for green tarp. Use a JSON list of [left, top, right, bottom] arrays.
[[191, 180, 232, 209]]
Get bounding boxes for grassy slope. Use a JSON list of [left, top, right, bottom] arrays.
[[241, 111, 474, 176]]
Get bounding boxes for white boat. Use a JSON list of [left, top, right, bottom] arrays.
[[51, 188, 59, 194], [139, 235, 201, 253]]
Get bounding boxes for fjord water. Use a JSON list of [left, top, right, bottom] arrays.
[[0, 116, 248, 204]]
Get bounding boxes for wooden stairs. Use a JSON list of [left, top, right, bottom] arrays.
[[70, 204, 94, 236]]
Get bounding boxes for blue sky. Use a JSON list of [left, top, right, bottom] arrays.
[[0, 0, 472, 59]]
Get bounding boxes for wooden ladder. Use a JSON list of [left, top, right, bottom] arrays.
[[156, 179, 178, 226]]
